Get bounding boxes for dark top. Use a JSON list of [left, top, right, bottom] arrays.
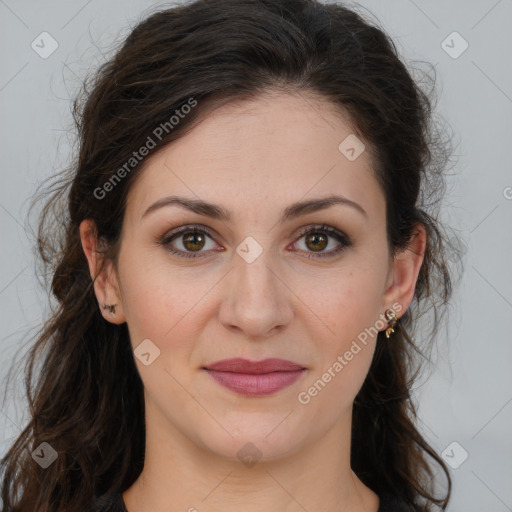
[[93, 491, 420, 511]]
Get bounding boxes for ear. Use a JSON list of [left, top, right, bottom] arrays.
[[79, 219, 126, 325], [380, 223, 427, 321]]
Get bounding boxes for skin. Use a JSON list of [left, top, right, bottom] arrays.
[[80, 90, 426, 512]]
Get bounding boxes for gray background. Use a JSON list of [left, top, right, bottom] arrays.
[[1, 0, 511, 510]]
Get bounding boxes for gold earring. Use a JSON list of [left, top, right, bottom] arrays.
[[384, 308, 398, 338], [102, 303, 117, 315]]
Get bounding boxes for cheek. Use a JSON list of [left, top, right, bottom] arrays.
[[121, 276, 175, 341], [118, 251, 220, 361], [116, 249, 180, 347], [299, 295, 379, 413], [296, 270, 384, 404], [300, 265, 385, 338]]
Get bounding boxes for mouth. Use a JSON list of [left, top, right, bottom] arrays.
[[202, 358, 306, 397]]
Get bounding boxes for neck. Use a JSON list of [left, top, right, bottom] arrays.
[[122, 403, 379, 512]]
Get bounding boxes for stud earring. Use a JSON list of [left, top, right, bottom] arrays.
[[102, 303, 117, 315], [384, 308, 398, 338]]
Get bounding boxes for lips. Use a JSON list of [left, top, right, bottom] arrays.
[[202, 358, 306, 396], [203, 358, 305, 374]]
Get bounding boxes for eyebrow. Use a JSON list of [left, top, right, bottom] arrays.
[[141, 194, 367, 222]]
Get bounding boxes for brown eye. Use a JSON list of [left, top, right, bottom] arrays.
[[161, 226, 217, 259], [182, 231, 206, 251], [292, 224, 353, 259], [304, 232, 328, 252], [161, 223, 352, 261]]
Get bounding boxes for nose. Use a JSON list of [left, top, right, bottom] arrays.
[[218, 245, 294, 339]]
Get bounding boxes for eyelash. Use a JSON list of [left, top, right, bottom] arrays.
[[160, 223, 353, 260]]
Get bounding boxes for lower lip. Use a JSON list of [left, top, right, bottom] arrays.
[[204, 369, 306, 396]]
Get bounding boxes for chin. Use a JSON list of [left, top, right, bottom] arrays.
[[191, 414, 310, 465]]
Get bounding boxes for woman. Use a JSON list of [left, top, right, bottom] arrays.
[[0, 0, 461, 510]]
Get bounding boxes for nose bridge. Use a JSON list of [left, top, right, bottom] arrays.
[[234, 233, 282, 302], [219, 233, 293, 336]]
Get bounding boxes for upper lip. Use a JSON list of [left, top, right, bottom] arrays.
[[203, 358, 305, 374]]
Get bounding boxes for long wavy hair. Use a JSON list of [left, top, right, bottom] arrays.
[[1, 0, 463, 510]]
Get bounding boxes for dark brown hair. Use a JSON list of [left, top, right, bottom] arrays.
[[1, 0, 463, 510]]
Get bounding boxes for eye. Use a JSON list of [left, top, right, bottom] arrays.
[[161, 225, 219, 259], [291, 224, 352, 259], [160, 223, 352, 260]]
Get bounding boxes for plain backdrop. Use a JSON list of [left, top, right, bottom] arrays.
[[0, 1, 511, 510]]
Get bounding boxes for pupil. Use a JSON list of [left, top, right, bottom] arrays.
[[184, 232, 204, 251], [307, 233, 327, 251]]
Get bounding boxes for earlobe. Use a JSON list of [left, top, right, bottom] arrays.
[[381, 223, 427, 318], [79, 219, 126, 324]]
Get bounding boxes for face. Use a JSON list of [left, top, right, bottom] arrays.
[[84, 91, 415, 464]]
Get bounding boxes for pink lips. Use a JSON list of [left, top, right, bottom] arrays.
[[203, 358, 306, 396]]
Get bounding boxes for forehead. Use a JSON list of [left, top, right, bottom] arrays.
[[125, 91, 385, 224]]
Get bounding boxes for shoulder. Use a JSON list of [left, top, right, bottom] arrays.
[[378, 492, 423, 512]]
